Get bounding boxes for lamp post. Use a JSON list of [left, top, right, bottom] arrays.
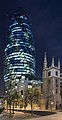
[[50, 102, 53, 111]]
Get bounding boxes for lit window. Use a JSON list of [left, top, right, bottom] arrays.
[[22, 76, 25, 79], [22, 80, 24, 83]]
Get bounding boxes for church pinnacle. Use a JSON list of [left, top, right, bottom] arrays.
[[51, 56, 54, 67], [43, 52, 47, 69], [58, 58, 60, 69]]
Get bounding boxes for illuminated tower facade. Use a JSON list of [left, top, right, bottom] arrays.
[[42, 52, 61, 110], [4, 11, 35, 87]]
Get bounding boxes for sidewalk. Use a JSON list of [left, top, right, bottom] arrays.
[[0, 110, 61, 120], [0, 113, 61, 120], [27, 112, 62, 120], [0, 111, 40, 120]]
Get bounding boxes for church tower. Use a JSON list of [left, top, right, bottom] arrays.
[[42, 52, 61, 110]]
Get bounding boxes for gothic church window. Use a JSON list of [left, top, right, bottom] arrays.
[[21, 90, 23, 95], [56, 79, 58, 87], [56, 89, 58, 93], [56, 71, 58, 76], [48, 71, 51, 76]]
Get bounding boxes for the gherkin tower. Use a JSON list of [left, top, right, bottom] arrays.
[[4, 11, 35, 85]]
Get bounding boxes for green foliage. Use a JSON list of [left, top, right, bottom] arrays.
[[27, 88, 41, 109], [0, 108, 4, 114], [17, 96, 23, 108]]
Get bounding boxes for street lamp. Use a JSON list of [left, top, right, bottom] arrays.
[[50, 102, 53, 111]]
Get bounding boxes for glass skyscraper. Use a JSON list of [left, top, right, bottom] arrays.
[[4, 11, 35, 85]]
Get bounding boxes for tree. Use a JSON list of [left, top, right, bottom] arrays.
[[11, 91, 20, 114], [27, 88, 33, 114], [5, 91, 12, 117], [17, 95, 23, 109], [27, 87, 41, 114]]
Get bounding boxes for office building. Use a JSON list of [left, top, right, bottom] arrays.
[[4, 11, 35, 90]]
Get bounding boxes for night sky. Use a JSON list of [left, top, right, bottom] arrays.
[[0, 0, 62, 94]]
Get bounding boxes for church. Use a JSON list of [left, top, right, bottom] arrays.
[[42, 52, 61, 110]]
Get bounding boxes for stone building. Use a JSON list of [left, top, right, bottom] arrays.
[[42, 52, 61, 110], [17, 74, 42, 96], [60, 73, 62, 106]]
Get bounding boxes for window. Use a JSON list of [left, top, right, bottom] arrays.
[[22, 76, 25, 79], [56, 79, 58, 87], [56, 89, 58, 93], [48, 71, 51, 76], [21, 80, 24, 83], [56, 71, 58, 76], [56, 79, 58, 84], [21, 90, 23, 95]]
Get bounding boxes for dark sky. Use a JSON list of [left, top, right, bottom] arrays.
[[0, 0, 62, 93]]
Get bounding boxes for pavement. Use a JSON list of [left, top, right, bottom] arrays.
[[27, 112, 62, 120], [0, 110, 62, 120]]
